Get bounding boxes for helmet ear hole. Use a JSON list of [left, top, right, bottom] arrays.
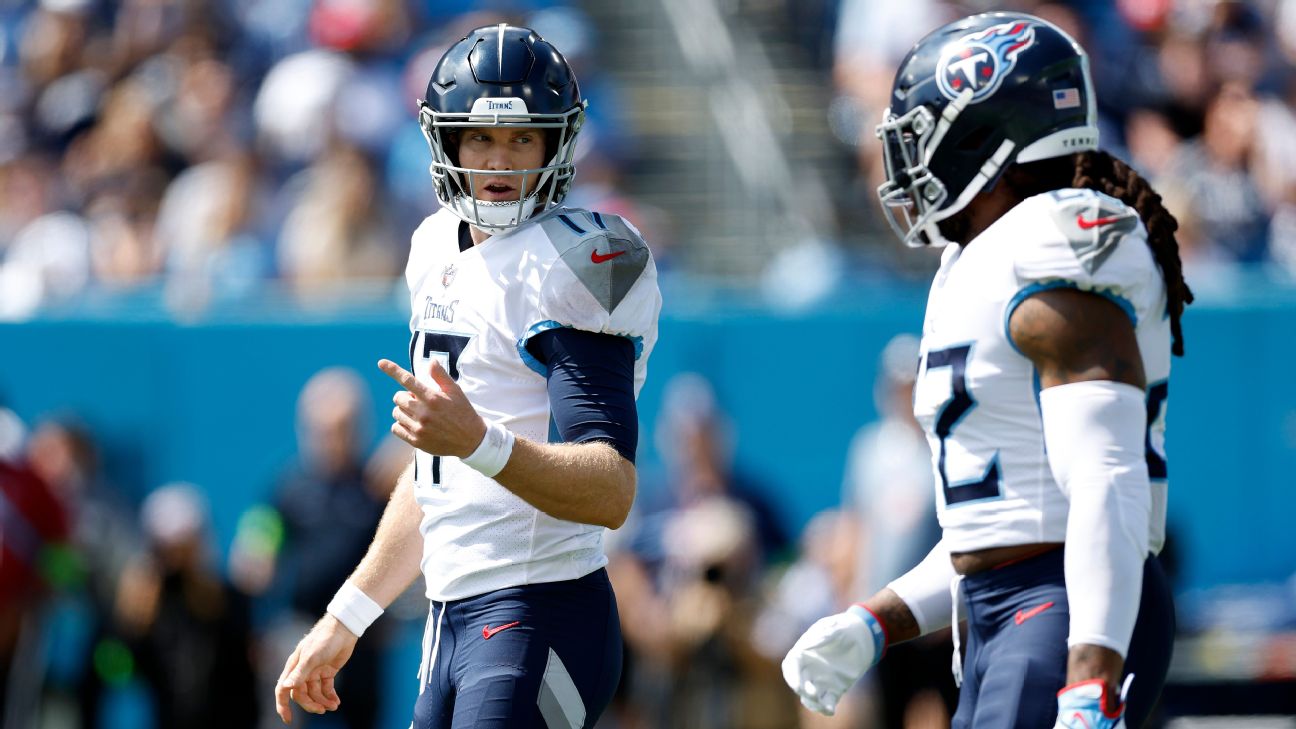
[[443, 130, 462, 166], [543, 129, 559, 162], [956, 125, 995, 152]]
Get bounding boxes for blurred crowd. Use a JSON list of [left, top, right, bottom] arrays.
[[0, 0, 649, 320], [1, 340, 962, 729], [0, 0, 1294, 322], [0, 365, 417, 729], [602, 339, 960, 729]]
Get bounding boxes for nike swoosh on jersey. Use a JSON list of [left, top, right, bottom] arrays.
[[590, 249, 625, 264], [1076, 214, 1126, 229], [1014, 601, 1055, 625], [482, 621, 521, 639]]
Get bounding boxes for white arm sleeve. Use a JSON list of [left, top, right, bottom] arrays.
[[1040, 380, 1150, 658], [886, 539, 957, 636]]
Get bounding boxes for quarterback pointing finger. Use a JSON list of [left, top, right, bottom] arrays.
[[275, 24, 660, 729]]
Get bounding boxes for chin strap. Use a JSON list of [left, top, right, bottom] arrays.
[[451, 193, 541, 233]]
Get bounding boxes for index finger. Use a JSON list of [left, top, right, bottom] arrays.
[[378, 359, 433, 399]]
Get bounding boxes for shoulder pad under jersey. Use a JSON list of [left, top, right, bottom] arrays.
[[1008, 189, 1163, 325], [539, 210, 652, 315]]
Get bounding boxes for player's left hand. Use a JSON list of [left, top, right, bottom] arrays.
[[275, 614, 356, 723], [379, 359, 486, 457], [781, 605, 886, 716], [1053, 678, 1129, 729]]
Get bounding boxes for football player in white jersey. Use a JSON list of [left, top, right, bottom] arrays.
[[783, 13, 1191, 729], [274, 25, 660, 729]]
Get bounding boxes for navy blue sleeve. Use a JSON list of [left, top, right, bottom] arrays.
[[525, 328, 638, 463]]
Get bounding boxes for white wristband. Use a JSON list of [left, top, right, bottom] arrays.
[[461, 420, 515, 478], [326, 580, 383, 637]]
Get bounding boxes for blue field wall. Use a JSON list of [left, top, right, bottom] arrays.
[[1, 282, 1293, 595]]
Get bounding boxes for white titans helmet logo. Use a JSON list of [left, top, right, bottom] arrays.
[[936, 21, 1036, 104]]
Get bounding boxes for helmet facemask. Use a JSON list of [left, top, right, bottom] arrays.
[[418, 100, 585, 234], [876, 89, 1017, 248]]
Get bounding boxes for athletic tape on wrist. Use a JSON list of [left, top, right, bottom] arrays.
[[847, 603, 888, 666], [461, 420, 515, 478], [326, 580, 383, 637]]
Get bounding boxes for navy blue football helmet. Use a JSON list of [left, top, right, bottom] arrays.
[[419, 24, 586, 232], [875, 13, 1099, 246]]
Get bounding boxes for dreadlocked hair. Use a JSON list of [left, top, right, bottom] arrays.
[[1003, 151, 1193, 356]]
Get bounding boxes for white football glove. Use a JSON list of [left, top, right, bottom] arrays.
[[781, 604, 887, 716], [1053, 676, 1133, 729]]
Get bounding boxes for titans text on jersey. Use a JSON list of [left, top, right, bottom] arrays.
[[404, 206, 660, 602]]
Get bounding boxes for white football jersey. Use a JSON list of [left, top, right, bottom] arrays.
[[404, 207, 660, 601], [913, 189, 1170, 555]]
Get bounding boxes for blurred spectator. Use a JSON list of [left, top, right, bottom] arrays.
[[842, 334, 935, 596], [232, 367, 391, 729], [156, 152, 271, 308], [752, 510, 868, 728], [1124, 106, 1183, 180], [151, 35, 251, 166], [612, 496, 797, 729], [19, 5, 90, 91], [0, 210, 91, 319], [109, 0, 198, 73], [831, 0, 949, 198], [23, 419, 140, 727], [273, 366, 388, 614], [309, 0, 411, 56], [115, 483, 258, 729], [610, 373, 796, 728], [22, 417, 138, 716], [753, 336, 953, 729], [0, 409, 71, 728], [0, 407, 24, 463], [644, 373, 788, 562], [0, 2, 555, 316], [60, 80, 165, 204], [0, 156, 59, 249], [25, 420, 136, 625], [841, 334, 955, 729], [254, 49, 355, 166], [277, 142, 402, 290], [85, 171, 170, 288], [1162, 83, 1272, 265]]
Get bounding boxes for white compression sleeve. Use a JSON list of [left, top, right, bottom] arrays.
[[886, 539, 957, 635], [1040, 380, 1151, 658]]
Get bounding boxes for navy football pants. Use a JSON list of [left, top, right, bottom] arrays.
[[412, 569, 622, 729], [950, 548, 1175, 729]]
